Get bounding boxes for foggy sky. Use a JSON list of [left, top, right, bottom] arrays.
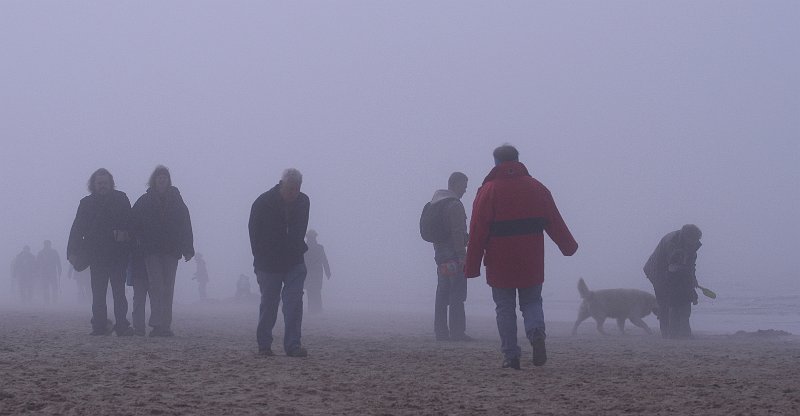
[[1, 1, 798, 308]]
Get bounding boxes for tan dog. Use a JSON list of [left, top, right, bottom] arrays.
[[571, 278, 658, 335]]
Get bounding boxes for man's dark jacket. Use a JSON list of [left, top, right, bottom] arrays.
[[249, 184, 309, 273], [67, 190, 132, 268], [130, 186, 195, 259]]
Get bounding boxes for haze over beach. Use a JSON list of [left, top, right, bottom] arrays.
[[1, 1, 798, 415]]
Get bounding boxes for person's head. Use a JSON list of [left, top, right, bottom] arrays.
[[43, 240, 52, 249], [493, 144, 519, 166], [679, 224, 702, 246], [88, 168, 115, 195], [448, 172, 468, 198], [306, 229, 318, 242], [148, 165, 172, 193], [279, 168, 303, 203]]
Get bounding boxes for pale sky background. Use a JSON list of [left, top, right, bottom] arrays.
[[1, 1, 798, 313]]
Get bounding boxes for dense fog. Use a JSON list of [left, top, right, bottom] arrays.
[[1, 2, 798, 323]]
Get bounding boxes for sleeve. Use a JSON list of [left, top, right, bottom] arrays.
[[248, 199, 262, 258], [465, 185, 494, 278], [447, 200, 468, 258], [542, 188, 578, 256], [67, 199, 88, 259], [321, 246, 331, 277], [288, 196, 310, 255], [179, 195, 195, 258]]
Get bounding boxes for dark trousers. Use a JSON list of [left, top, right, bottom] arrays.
[[90, 263, 129, 331], [434, 271, 467, 339], [654, 284, 693, 339]]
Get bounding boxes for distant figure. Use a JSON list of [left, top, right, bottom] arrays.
[[12, 246, 37, 302], [644, 224, 703, 339], [425, 172, 471, 341], [249, 168, 310, 357], [36, 240, 62, 304], [465, 145, 578, 370], [193, 252, 209, 300], [67, 168, 134, 336], [303, 229, 331, 314], [67, 264, 91, 302], [130, 165, 195, 337], [235, 274, 254, 300]]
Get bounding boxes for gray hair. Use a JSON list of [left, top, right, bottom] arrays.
[[281, 168, 303, 185]]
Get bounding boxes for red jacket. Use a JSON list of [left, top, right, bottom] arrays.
[[465, 161, 577, 288]]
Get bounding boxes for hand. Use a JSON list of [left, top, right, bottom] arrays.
[[184, 254, 194, 262]]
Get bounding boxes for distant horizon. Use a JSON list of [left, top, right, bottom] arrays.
[[2, 2, 798, 316]]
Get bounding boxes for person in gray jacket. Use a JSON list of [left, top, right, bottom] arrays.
[[429, 172, 472, 341]]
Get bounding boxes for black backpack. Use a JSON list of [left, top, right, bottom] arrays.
[[419, 197, 457, 243]]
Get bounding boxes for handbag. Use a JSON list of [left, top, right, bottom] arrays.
[[69, 239, 92, 272]]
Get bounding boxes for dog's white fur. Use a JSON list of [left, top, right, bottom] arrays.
[[571, 278, 658, 335]]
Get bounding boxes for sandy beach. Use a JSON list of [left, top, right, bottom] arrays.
[[1, 302, 798, 416]]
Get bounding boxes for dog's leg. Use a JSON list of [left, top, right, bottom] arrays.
[[572, 304, 590, 335], [629, 316, 653, 335], [616, 318, 626, 335], [595, 317, 608, 335]]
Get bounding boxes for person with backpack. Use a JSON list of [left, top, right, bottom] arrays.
[[422, 172, 472, 342], [466, 145, 577, 370]]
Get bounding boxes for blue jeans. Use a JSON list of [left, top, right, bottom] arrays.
[[256, 263, 307, 352], [492, 284, 545, 360]]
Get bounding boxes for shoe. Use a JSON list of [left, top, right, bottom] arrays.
[[133, 328, 146, 337], [502, 358, 521, 370], [286, 347, 308, 357], [258, 348, 275, 357], [531, 332, 547, 367], [450, 334, 473, 342], [435, 333, 450, 342], [116, 326, 135, 337]]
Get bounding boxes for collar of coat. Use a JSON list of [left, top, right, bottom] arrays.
[[482, 161, 531, 184]]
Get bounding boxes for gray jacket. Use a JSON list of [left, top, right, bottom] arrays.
[[643, 230, 701, 287], [430, 189, 468, 264]]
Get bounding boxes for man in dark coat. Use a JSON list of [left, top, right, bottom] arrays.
[[303, 229, 331, 314], [249, 168, 310, 357], [644, 224, 702, 339], [67, 168, 134, 336], [466, 145, 578, 370], [36, 240, 62, 304]]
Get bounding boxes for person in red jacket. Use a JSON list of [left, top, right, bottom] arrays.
[[465, 145, 578, 370]]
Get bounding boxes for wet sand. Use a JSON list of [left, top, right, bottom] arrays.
[[1, 302, 798, 415]]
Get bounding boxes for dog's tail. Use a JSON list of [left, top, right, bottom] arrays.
[[577, 278, 592, 300]]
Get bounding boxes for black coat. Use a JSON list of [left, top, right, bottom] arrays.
[[67, 190, 132, 267], [130, 186, 194, 259], [249, 184, 309, 273]]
